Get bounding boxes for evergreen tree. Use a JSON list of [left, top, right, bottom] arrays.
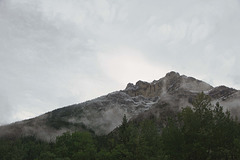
[[119, 114, 130, 145]]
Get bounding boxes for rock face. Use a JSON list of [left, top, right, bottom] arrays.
[[0, 71, 240, 141], [124, 71, 213, 97]]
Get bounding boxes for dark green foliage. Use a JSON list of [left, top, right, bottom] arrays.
[[47, 119, 72, 129], [163, 93, 240, 160], [111, 115, 165, 160], [54, 131, 97, 160], [38, 151, 56, 160], [0, 136, 52, 160], [118, 114, 129, 145], [162, 120, 184, 160], [1, 93, 240, 160]]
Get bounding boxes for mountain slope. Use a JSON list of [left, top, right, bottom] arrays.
[[0, 71, 239, 141]]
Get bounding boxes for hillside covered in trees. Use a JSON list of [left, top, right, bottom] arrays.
[[1, 93, 240, 160]]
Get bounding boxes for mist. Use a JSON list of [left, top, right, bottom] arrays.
[[1, 0, 240, 124]]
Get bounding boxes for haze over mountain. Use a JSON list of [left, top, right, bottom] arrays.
[[1, 0, 240, 126], [0, 71, 239, 141]]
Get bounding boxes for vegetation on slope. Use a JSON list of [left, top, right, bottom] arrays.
[[1, 93, 240, 160]]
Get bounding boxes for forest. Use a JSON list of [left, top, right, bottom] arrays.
[[1, 93, 240, 160]]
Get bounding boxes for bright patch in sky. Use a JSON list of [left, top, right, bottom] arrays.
[[98, 48, 170, 86]]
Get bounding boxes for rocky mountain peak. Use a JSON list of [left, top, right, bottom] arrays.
[[123, 71, 213, 98], [165, 71, 180, 79], [1, 71, 239, 141]]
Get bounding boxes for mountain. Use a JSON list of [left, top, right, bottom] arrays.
[[0, 71, 240, 141]]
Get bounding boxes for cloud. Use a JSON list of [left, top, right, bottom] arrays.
[[97, 47, 171, 86], [0, 0, 106, 123], [0, 0, 240, 124], [0, 93, 12, 125]]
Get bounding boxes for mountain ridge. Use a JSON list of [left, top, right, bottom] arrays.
[[1, 71, 240, 141]]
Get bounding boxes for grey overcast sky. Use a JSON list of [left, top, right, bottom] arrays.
[[0, 0, 240, 124]]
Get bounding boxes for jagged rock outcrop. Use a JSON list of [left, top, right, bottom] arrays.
[[208, 86, 237, 100], [0, 71, 240, 141], [124, 71, 213, 97]]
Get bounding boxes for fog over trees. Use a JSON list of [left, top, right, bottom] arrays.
[[1, 93, 240, 160]]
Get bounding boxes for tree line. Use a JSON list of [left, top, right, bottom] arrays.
[[1, 93, 240, 160]]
